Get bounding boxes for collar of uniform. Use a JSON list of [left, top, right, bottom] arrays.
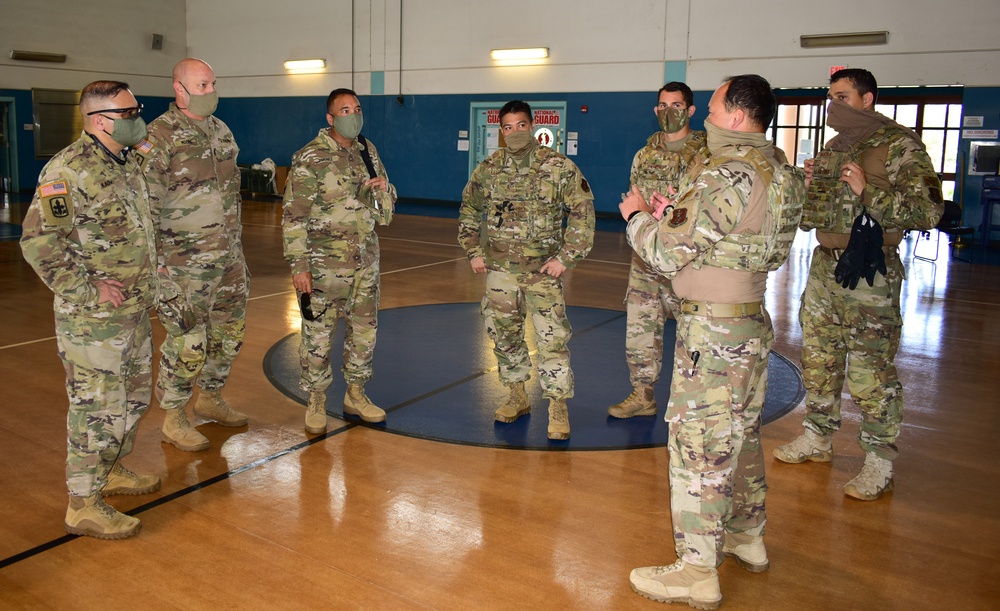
[[319, 127, 359, 152], [168, 102, 216, 133], [85, 132, 129, 166]]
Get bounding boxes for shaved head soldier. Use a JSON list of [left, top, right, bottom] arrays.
[[139, 58, 250, 451]]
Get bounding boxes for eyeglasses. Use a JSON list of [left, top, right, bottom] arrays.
[[86, 103, 144, 119], [299, 291, 329, 321]]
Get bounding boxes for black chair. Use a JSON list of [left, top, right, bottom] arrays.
[[913, 200, 975, 263]]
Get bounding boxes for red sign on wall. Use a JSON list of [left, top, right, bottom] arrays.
[[485, 108, 561, 126]]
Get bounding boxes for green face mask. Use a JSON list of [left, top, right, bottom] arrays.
[[333, 113, 364, 140], [504, 130, 535, 155], [657, 106, 689, 134], [105, 116, 148, 147], [180, 83, 219, 117]]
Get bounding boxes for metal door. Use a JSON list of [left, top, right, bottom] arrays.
[[468, 101, 567, 176]]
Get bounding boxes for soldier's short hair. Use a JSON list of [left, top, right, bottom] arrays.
[[722, 74, 775, 130], [659, 81, 694, 108], [499, 100, 533, 124], [830, 68, 878, 103], [326, 88, 359, 112], [80, 81, 131, 108]]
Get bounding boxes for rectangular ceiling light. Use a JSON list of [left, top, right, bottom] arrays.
[[800, 31, 888, 49], [10, 50, 67, 63], [490, 47, 549, 61], [283, 59, 326, 70]]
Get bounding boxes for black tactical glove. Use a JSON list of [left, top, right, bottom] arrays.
[[862, 213, 887, 287], [834, 212, 870, 290]]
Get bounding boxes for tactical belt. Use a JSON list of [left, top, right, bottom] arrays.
[[818, 245, 897, 261], [680, 300, 763, 318]]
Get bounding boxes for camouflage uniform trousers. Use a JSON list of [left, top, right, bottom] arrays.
[[157, 258, 248, 410], [624, 251, 681, 387], [799, 247, 904, 460], [299, 259, 379, 392], [56, 311, 153, 497], [666, 309, 772, 568], [482, 269, 574, 399]]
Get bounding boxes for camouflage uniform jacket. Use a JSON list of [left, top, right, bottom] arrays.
[[630, 130, 708, 197], [139, 103, 243, 268], [808, 124, 944, 235], [282, 129, 397, 273], [459, 145, 595, 273], [626, 141, 782, 283], [20, 133, 155, 317]]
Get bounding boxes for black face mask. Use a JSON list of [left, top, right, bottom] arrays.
[[299, 292, 328, 321]]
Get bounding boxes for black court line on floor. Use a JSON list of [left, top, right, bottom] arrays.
[[264, 303, 806, 451], [0, 420, 361, 569], [1, 303, 803, 568]]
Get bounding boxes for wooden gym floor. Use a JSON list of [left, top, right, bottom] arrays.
[[0, 198, 997, 610]]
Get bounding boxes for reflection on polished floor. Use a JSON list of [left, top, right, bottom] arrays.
[[1, 198, 998, 609]]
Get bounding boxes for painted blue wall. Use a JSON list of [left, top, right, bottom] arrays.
[[8, 85, 998, 230], [1, 89, 170, 191], [221, 91, 712, 216]]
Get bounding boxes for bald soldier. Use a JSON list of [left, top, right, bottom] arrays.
[[21, 80, 160, 539], [137, 58, 249, 451]]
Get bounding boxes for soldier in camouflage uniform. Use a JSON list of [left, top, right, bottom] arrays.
[[138, 58, 249, 452], [774, 69, 944, 501], [459, 100, 595, 440], [610, 81, 709, 419], [620, 75, 806, 609], [21, 81, 161, 540], [282, 88, 396, 434]]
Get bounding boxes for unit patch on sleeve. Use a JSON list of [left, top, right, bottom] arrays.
[[38, 180, 75, 226]]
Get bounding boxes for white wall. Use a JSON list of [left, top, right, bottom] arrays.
[[183, 0, 1000, 97], [684, 0, 1000, 89], [1, 0, 998, 96], [0, 0, 186, 95]]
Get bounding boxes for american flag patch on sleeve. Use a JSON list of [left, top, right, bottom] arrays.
[[39, 181, 69, 197], [134, 139, 154, 154]]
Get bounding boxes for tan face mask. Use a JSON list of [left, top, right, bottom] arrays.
[[504, 130, 535, 155]]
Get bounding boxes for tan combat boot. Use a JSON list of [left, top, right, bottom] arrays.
[[495, 382, 530, 423], [629, 561, 722, 610], [194, 389, 249, 427], [722, 531, 769, 572], [65, 494, 141, 540], [344, 384, 386, 423], [772, 429, 833, 463], [608, 385, 656, 418], [547, 399, 570, 440], [102, 461, 162, 496], [305, 391, 328, 435], [844, 452, 894, 500], [161, 407, 210, 452]]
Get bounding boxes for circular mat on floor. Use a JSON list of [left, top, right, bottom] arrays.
[[263, 303, 804, 451]]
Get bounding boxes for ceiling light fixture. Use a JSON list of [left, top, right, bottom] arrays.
[[283, 58, 326, 70], [490, 47, 549, 61]]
